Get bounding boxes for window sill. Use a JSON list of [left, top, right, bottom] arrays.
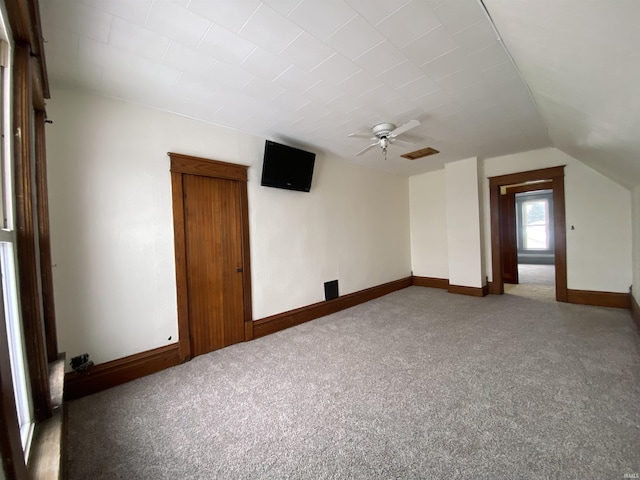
[[27, 354, 65, 480]]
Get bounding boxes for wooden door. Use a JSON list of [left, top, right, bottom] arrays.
[[183, 174, 245, 356], [169, 152, 253, 363], [500, 192, 519, 284]]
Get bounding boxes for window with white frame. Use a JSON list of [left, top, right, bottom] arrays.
[[0, 26, 35, 459]]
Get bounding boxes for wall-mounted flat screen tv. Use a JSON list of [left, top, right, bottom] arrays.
[[260, 140, 316, 192]]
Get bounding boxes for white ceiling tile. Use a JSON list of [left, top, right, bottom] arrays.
[[396, 75, 440, 101], [437, 67, 483, 92], [376, 0, 442, 49], [278, 32, 334, 72], [354, 41, 405, 76], [377, 97, 420, 119], [268, 91, 311, 113], [376, 61, 425, 90], [326, 93, 365, 115], [188, 0, 260, 33], [413, 89, 455, 110], [242, 77, 286, 101], [241, 46, 291, 80], [421, 48, 469, 80], [467, 43, 510, 71], [338, 69, 383, 97], [447, 80, 495, 105], [273, 65, 317, 93], [238, 3, 303, 54], [80, 0, 152, 24], [163, 42, 216, 76], [206, 60, 255, 89], [145, 1, 211, 49], [479, 61, 520, 87], [302, 80, 344, 103], [309, 53, 360, 86], [130, 56, 182, 87], [356, 84, 399, 106], [109, 18, 170, 60], [326, 16, 385, 60], [422, 99, 463, 118], [43, 0, 113, 43], [262, 0, 302, 17], [345, 0, 409, 25], [452, 20, 497, 54], [434, 0, 486, 35], [42, 24, 80, 59], [287, 0, 357, 40], [401, 26, 457, 65], [79, 38, 133, 71], [176, 74, 218, 102], [210, 86, 254, 111], [197, 25, 257, 65]]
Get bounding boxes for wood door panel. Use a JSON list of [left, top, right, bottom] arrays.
[[500, 192, 519, 284], [183, 174, 244, 356]]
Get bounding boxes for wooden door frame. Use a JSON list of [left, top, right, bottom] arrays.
[[488, 166, 567, 302], [168, 153, 253, 363]]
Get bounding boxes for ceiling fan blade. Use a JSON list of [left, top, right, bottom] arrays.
[[355, 142, 379, 156], [348, 133, 376, 139], [389, 119, 420, 137], [391, 138, 416, 146]]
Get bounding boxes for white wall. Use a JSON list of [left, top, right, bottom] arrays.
[[481, 148, 632, 292], [445, 157, 484, 288], [632, 186, 640, 304], [409, 169, 448, 278], [46, 87, 411, 365]]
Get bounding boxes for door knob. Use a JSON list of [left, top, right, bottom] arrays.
[[236, 268, 243, 273]]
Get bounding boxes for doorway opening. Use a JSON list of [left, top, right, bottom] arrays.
[[489, 166, 567, 302]]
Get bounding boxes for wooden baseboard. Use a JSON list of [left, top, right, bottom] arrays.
[[412, 276, 449, 289], [64, 343, 180, 400], [566, 289, 630, 309], [253, 277, 413, 339], [448, 284, 489, 297], [631, 290, 640, 331]]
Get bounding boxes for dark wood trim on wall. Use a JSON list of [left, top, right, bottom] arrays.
[[253, 277, 412, 339], [169, 152, 248, 181], [35, 110, 58, 362], [239, 180, 254, 341], [168, 153, 252, 361], [448, 284, 489, 297], [566, 289, 630, 309], [504, 181, 553, 195], [13, 43, 51, 422], [169, 171, 191, 363], [412, 276, 449, 289], [489, 166, 568, 302], [631, 290, 640, 332], [64, 344, 180, 400]]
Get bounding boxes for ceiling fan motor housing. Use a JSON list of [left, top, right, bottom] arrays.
[[372, 123, 396, 138]]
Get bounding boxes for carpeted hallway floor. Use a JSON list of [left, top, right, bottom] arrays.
[[66, 286, 640, 479]]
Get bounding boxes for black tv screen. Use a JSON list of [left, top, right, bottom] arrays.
[[261, 140, 316, 192]]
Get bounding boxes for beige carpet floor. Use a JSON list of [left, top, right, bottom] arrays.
[[66, 286, 640, 479]]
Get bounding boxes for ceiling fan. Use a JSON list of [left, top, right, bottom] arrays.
[[348, 119, 421, 159]]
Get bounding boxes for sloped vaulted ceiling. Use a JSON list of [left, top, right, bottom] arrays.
[[40, 0, 640, 185], [483, 0, 640, 189]]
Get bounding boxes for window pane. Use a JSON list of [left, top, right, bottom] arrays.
[[523, 199, 549, 250], [1, 242, 34, 457]]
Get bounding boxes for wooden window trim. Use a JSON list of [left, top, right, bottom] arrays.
[[13, 43, 51, 421]]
